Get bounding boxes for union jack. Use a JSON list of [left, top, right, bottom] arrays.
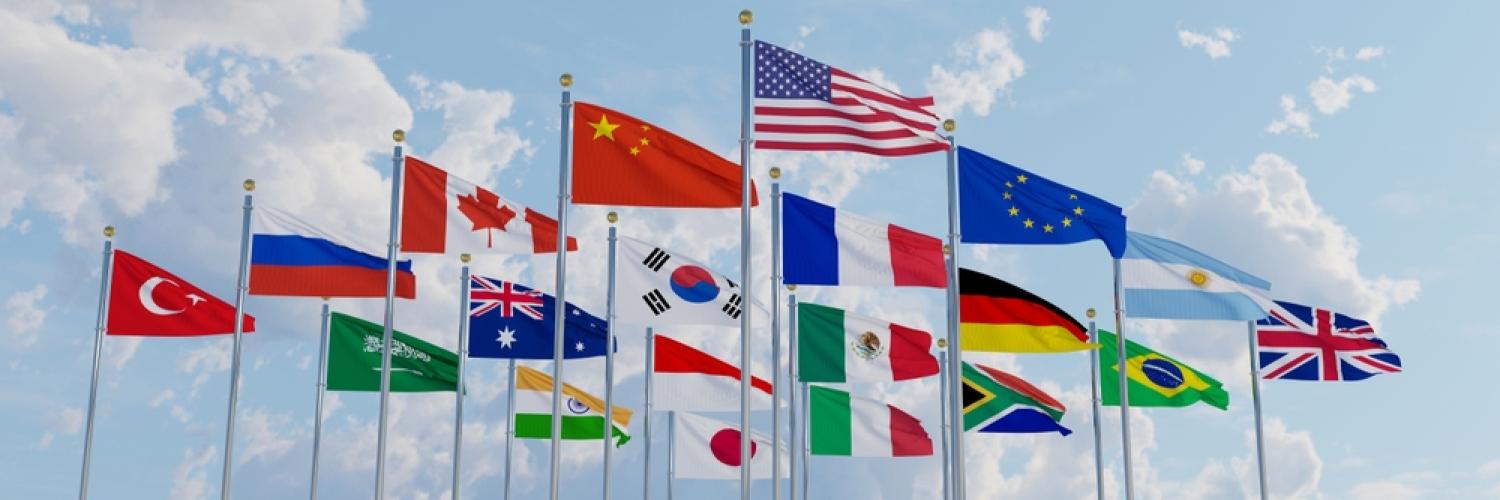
[[1255, 300, 1402, 382], [470, 276, 544, 320]]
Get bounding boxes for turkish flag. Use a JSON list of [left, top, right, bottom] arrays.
[[106, 249, 254, 336], [572, 101, 758, 208]]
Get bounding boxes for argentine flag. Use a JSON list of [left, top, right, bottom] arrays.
[[1121, 231, 1273, 321]]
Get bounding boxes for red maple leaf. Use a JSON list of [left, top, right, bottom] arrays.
[[456, 188, 517, 248]]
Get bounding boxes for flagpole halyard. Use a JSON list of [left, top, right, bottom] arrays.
[[736, 9, 755, 500], [1112, 259, 1137, 500], [643, 326, 654, 500], [769, 168, 784, 500], [309, 300, 331, 500], [603, 214, 618, 500], [940, 121, 966, 500], [374, 132, 405, 500], [220, 179, 256, 500], [452, 256, 472, 500], [547, 74, 574, 500], [1249, 320, 1270, 500], [1087, 311, 1106, 500], [78, 226, 114, 500]]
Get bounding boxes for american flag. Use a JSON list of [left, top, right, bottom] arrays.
[[753, 40, 949, 157], [1256, 300, 1402, 382]]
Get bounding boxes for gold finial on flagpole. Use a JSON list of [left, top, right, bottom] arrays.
[[786, 284, 797, 292], [392, 129, 406, 143], [243, 179, 256, 192], [943, 119, 956, 133], [321, 296, 330, 302], [1087, 308, 1097, 319], [460, 253, 471, 264], [559, 73, 573, 88], [739, 9, 753, 25], [937, 338, 948, 349], [769, 166, 781, 180], [607, 211, 619, 224], [103, 226, 115, 239], [942, 244, 952, 256]]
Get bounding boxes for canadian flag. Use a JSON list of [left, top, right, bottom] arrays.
[[653, 335, 775, 412], [672, 411, 787, 480], [107, 249, 254, 336], [400, 156, 577, 254]]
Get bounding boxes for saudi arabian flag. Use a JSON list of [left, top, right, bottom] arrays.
[[1098, 329, 1229, 410], [513, 365, 632, 446], [326, 312, 458, 392], [797, 302, 940, 383], [808, 385, 932, 457]]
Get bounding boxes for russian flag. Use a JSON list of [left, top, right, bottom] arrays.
[[249, 207, 416, 299], [782, 192, 946, 288]]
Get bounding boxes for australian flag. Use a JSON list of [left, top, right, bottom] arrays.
[[467, 275, 610, 359], [1255, 300, 1402, 382]]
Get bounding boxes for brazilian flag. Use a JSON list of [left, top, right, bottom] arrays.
[[1098, 330, 1228, 410]]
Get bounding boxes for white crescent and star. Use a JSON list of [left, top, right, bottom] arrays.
[[139, 277, 203, 316]]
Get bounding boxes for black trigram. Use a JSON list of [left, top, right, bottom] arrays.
[[725, 278, 738, 289], [721, 293, 743, 319], [643, 289, 671, 315], [643, 248, 671, 272]]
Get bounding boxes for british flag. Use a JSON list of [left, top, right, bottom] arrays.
[[1255, 300, 1402, 382], [470, 275, 544, 320]]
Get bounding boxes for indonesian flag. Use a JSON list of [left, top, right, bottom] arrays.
[[107, 249, 254, 336], [672, 411, 787, 480], [653, 335, 774, 412], [400, 156, 577, 254]]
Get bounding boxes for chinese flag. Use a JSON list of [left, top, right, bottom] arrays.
[[107, 249, 255, 336], [572, 101, 758, 208]]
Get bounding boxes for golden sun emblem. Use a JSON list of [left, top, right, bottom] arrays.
[[1186, 269, 1210, 288], [851, 331, 884, 360]]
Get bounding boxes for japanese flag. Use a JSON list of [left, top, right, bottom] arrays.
[[672, 411, 787, 480], [616, 236, 764, 327]]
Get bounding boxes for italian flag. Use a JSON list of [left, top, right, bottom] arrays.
[[798, 302, 940, 383], [808, 385, 932, 457], [513, 365, 632, 446]]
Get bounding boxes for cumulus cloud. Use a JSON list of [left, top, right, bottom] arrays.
[[1181, 153, 1206, 176], [927, 24, 1026, 118], [4, 283, 47, 347], [410, 75, 535, 187], [1024, 7, 1050, 42], [1266, 95, 1316, 138], [1178, 28, 1238, 59], [131, 0, 368, 60], [1308, 75, 1377, 115], [1354, 46, 1386, 61], [169, 445, 218, 500]]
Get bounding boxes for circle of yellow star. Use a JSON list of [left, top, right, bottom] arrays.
[[1016, 174, 1028, 184], [589, 114, 621, 141], [1002, 191, 1012, 200], [1008, 206, 1019, 217], [1069, 193, 1078, 200], [1073, 206, 1085, 216], [1023, 218, 1035, 229], [1062, 217, 1073, 228], [1043, 224, 1054, 233]]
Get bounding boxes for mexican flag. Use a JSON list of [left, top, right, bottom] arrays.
[[797, 302, 939, 383], [808, 385, 932, 457], [513, 365, 632, 446]]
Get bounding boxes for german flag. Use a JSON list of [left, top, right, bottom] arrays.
[[958, 268, 1098, 353]]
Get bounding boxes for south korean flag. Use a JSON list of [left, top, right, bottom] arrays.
[[617, 236, 762, 327]]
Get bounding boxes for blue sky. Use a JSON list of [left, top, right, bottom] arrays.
[[1, 1, 1497, 498]]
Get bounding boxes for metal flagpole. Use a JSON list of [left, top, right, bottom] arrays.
[[603, 214, 619, 500], [452, 256, 472, 499], [374, 130, 406, 500], [769, 169, 783, 500], [643, 327, 655, 500], [800, 382, 809, 500], [1087, 311, 1105, 500], [309, 300, 332, 500], [78, 225, 115, 500], [667, 410, 677, 500], [736, 9, 756, 500], [786, 289, 797, 500], [940, 121, 965, 500], [938, 342, 951, 500], [220, 179, 256, 500], [547, 73, 575, 500], [503, 358, 517, 500], [1248, 321, 1270, 500], [1112, 260, 1136, 500]]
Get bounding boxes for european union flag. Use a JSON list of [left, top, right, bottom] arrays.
[[467, 275, 610, 359], [958, 147, 1127, 258]]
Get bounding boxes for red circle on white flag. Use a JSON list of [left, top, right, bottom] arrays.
[[709, 428, 757, 466]]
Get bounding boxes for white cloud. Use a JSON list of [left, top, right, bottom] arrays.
[[798, 25, 816, 38], [237, 408, 296, 465], [1308, 75, 1377, 115], [149, 389, 177, 408], [4, 283, 47, 346], [410, 75, 535, 187], [1266, 95, 1317, 138], [1024, 7, 1050, 43], [130, 0, 369, 60], [1181, 153, 1206, 175], [1178, 28, 1238, 59], [168, 445, 218, 500], [1355, 46, 1386, 61], [853, 67, 903, 94], [1350, 479, 1425, 500], [926, 25, 1026, 118]]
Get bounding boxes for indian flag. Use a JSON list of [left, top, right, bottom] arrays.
[[513, 365, 632, 446], [808, 385, 932, 457], [797, 302, 939, 383]]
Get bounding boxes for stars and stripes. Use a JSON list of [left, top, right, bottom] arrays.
[[1256, 300, 1402, 382], [753, 40, 949, 157], [470, 276, 545, 320]]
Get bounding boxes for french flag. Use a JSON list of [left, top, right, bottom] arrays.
[[249, 207, 416, 299], [782, 192, 946, 288]]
